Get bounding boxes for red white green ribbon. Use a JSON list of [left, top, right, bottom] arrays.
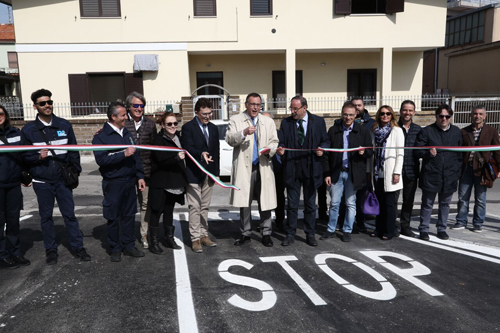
[[260, 146, 500, 153]]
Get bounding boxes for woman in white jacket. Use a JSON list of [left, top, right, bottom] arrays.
[[369, 105, 404, 240]]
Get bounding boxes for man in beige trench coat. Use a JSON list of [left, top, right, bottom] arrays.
[[226, 93, 279, 247]]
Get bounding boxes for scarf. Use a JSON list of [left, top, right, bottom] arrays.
[[373, 124, 392, 180]]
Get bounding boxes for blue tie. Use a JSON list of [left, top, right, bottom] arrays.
[[252, 117, 258, 165]]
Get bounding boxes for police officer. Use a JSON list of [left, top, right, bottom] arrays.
[[93, 101, 146, 262], [22, 89, 90, 265]]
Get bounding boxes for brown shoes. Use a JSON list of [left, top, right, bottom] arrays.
[[192, 240, 203, 253], [201, 235, 217, 247]]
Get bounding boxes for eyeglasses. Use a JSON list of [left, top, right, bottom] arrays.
[[380, 112, 392, 116], [342, 113, 356, 118], [132, 104, 145, 109], [36, 100, 54, 107], [248, 103, 262, 107], [289, 106, 304, 112], [0, 112, 5, 117], [199, 112, 212, 118], [165, 122, 178, 127], [438, 115, 451, 119]]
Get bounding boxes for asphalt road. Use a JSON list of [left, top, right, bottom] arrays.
[[1, 160, 499, 333]]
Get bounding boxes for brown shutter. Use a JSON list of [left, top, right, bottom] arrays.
[[125, 72, 144, 96], [68, 74, 90, 116], [194, 0, 216, 16], [7, 52, 18, 69], [101, 0, 121, 17], [335, 0, 351, 15], [386, 0, 404, 14], [80, 0, 100, 17], [80, 0, 120, 17]]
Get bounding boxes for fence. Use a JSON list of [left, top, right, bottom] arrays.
[[451, 96, 500, 130]]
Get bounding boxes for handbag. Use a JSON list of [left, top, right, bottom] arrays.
[[0, 135, 32, 186], [363, 186, 380, 216], [485, 155, 499, 181], [36, 127, 79, 189]]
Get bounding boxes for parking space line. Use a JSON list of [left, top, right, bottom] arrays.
[[173, 219, 199, 333]]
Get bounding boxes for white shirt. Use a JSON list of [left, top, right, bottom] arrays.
[[107, 122, 124, 137]]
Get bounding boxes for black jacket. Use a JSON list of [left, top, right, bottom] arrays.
[[415, 123, 462, 193], [278, 111, 330, 189], [322, 121, 373, 191], [92, 123, 144, 182], [398, 119, 422, 180], [22, 114, 81, 183], [180, 118, 220, 184], [124, 115, 156, 179], [357, 109, 375, 130], [150, 130, 188, 189], [0, 125, 25, 188]]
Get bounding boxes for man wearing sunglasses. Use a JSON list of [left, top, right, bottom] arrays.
[[181, 98, 220, 253], [22, 88, 91, 265], [124, 92, 156, 250], [415, 104, 462, 241]]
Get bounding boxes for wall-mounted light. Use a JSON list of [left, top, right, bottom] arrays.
[[321, 62, 326, 66]]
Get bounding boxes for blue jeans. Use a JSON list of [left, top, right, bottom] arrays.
[[327, 171, 356, 233], [456, 165, 487, 227]]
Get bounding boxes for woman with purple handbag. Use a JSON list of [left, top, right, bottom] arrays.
[[368, 106, 405, 240]]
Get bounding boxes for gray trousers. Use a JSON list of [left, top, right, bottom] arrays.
[[240, 165, 272, 236], [419, 190, 453, 233]]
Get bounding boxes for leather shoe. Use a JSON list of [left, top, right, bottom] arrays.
[[123, 247, 145, 257], [437, 231, 449, 240], [0, 258, 20, 269], [320, 231, 335, 240], [342, 232, 351, 242], [110, 252, 122, 262], [11, 255, 31, 266], [234, 235, 251, 246], [419, 232, 430, 241], [281, 235, 295, 246], [262, 235, 273, 247], [306, 236, 318, 247], [401, 227, 416, 237], [73, 248, 91, 261], [46, 250, 58, 265]]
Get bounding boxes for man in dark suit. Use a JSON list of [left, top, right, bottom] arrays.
[[181, 98, 220, 253], [277, 96, 329, 246]]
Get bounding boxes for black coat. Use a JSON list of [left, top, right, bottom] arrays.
[[149, 130, 188, 190], [278, 111, 330, 189], [180, 118, 220, 184], [415, 123, 462, 193], [322, 121, 373, 191], [124, 115, 156, 179], [398, 119, 422, 180], [0, 125, 25, 188]]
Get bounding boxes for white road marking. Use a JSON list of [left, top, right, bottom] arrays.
[[20, 215, 33, 221], [426, 236, 500, 259], [173, 219, 199, 333]]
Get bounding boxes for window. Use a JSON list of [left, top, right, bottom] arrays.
[[7, 52, 18, 69], [445, 10, 485, 47], [194, 0, 216, 16], [196, 72, 224, 95], [68, 72, 143, 115], [335, 0, 404, 15], [251, 0, 272, 16], [347, 69, 376, 102], [80, 0, 121, 18], [272, 70, 303, 108]]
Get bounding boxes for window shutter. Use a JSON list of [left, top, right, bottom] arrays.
[[80, 0, 100, 17], [386, 0, 404, 14], [68, 74, 90, 116], [194, 0, 216, 16], [101, 0, 121, 17], [335, 0, 351, 15], [125, 72, 144, 97], [7, 52, 18, 69], [251, 0, 272, 16]]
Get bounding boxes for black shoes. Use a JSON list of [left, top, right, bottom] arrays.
[[306, 236, 318, 247], [437, 231, 449, 240], [281, 235, 295, 246], [342, 233, 352, 242], [320, 231, 335, 240], [110, 252, 122, 262], [11, 255, 31, 266], [262, 235, 274, 247], [0, 258, 20, 269], [123, 247, 145, 257], [234, 235, 251, 246], [150, 226, 166, 254], [401, 227, 416, 237], [419, 232, 430, 241], [46, 250, 58, 265], [73, 248, 91, 261]]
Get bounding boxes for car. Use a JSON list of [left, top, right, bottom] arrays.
[[211, 119, 233, 177]]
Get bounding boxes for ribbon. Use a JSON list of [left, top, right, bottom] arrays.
[[260, 146, 500, 154], [0, 144, 239, 191]]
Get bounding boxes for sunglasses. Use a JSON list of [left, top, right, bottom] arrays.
[[380, 112, 392, 116], [36, 100, 54, 107], [438, 115, 451, 119], [165, 122, 178, 127], [0, 112, 5, 117], [132, 104, 145, 109]]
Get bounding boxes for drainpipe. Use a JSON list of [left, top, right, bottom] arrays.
[[434, 48, 438, 94]]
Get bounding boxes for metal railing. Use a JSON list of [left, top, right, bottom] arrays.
[[447, 0, 500, 5], [452, 96, 500, 130]]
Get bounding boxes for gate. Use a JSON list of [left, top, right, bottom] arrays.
[[451, 97, 500, 130]]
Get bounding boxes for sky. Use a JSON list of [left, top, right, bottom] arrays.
[[0, 4, 12, 24]]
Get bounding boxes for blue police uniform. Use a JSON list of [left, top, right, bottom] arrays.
[[92, 123, 144, 253], [22, 115, 84, 252], [0, 125, 25, 259]]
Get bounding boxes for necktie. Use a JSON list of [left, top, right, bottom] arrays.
[[203, 125, 209, 146], [252, 117, 258, 165], [298, 119, 305, 145]]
